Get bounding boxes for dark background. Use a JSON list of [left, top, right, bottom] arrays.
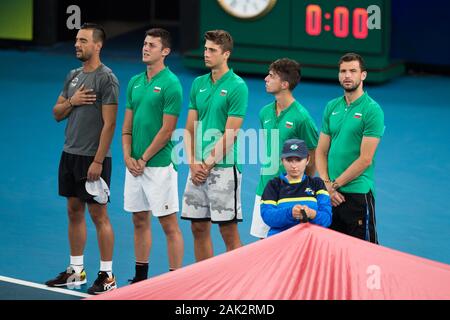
[[3, 0, 450, 71]]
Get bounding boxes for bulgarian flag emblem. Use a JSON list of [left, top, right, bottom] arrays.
[[354, 112, 362, 119], [220, 89, 228, 96], [154, 86, 161, 93], [286, 121, 293, 128]]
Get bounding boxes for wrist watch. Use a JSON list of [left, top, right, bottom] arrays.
[[331, 181, 341, 190]]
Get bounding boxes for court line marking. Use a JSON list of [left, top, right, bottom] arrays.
[[0, 275, 90, 298]]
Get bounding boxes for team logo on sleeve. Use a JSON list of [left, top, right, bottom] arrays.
[[153, 86, 161, 93], [285, 121, 293, 129], [220, 89, 228, 96]]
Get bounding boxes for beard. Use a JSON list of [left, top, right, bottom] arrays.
[[76, 50, 91, 62], [341, 80, 361, 92]]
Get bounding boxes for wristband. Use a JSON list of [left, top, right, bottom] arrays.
[[68, 97, 73, 107], [93, 160, 103, 165], [140, 156, 147, 162], [300, 208, 310, 223]]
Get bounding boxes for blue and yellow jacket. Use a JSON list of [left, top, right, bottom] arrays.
[[261, 174, 332, 236]]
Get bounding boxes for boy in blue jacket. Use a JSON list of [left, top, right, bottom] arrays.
[[261, 139, 332, 236]]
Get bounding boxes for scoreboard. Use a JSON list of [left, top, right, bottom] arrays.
[[183, 0, 404, 83]]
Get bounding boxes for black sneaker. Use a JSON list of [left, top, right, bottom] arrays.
[[87, 271, 117, 295], [128, 276, 146, 284], [45, 267, 87, 288]]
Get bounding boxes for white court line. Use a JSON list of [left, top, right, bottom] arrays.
[[0, 275, 90, 298]]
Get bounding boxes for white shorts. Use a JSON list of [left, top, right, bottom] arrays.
[[181, 166, 242, 224], [250, 195, 270, 238], [124, 164, 179, 217]]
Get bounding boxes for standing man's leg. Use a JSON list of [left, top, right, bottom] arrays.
[[86, 202, 116, 294], [153, 165, 184, 269], [182, 172, 212, 262], [219, 222, 242, 251], [67, 198, 86, 255], [191, 221, 213, 261], [159, 213, 184, 269], [67, 197, 87, 274], [209, 167, 243, 251], [87, 203, 114, 262], [132, 211, 151, 282], [46, 153, 89, 288]]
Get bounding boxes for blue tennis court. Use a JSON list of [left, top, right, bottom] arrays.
[[0, 276, 88, 300], [1, 30, 449, 298]]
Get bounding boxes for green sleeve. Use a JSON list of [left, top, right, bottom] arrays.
[[296, 112, 319, 150], [227, 82, 248, 118], [188, 79, 198, 110], [320, 102, 332, 135], [258, 108, 264, 128], [125, 77, 135, 110], [163, 80, 183, 116], [364, 104, 385, 138]]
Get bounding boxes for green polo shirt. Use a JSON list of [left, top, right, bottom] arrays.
[[189, 69, 248, 171], [321, 92, 384, 194], [126, 67, 182, 168], [256, 100, 319, 196]]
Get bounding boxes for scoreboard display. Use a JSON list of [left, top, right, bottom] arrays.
[[183, 0, 404, 83]]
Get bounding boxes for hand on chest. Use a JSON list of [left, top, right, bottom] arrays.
[[69, 75, 101, 104]]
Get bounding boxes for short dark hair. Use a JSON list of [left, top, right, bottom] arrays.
[[269, 58, 301, 91], [80, 23, 106, 43], [338, 53, 367, 72], [204, 30, 233, 53], [145, 28, 172, 49]]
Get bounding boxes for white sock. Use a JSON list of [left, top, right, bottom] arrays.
[[100, 260, 113, 277], [70, 255, 84, 274]]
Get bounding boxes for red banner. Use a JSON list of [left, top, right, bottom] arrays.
[[89, 224, 450, 300]]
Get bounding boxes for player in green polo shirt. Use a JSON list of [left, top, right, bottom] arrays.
[[181, 30, 248, 261], [250, 58, 319, 239], [122, 28, 184, 283], [316, 53, 385, 244]]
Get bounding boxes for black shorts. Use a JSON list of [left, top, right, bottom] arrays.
[[330, 191, 378, 244], [58, 151, 112, 203]]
